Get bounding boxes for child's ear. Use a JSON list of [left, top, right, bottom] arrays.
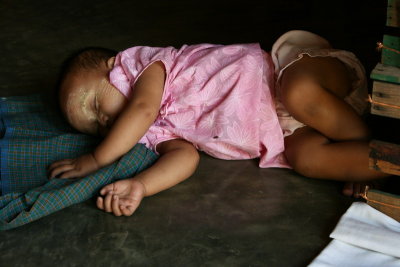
[[106, 57, 116, 70]]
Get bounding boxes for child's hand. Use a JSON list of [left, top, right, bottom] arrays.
[[48, 153, 100, 179], [96, 179, 146, 216]]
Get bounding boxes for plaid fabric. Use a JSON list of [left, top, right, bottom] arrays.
[[0, 95, 158, 230]]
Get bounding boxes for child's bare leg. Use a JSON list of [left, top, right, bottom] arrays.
[[285, 127, 386, 191], [284, 127, 369, 181], [280, 56, 389, 196]]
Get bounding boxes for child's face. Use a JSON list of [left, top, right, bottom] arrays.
[[60, 68, 127, 136]]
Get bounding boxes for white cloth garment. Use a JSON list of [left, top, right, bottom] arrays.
[[309, 202, 400, 267]]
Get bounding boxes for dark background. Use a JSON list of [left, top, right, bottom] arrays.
[[0, 0, 387, 96], [1, 0, 393, 141]]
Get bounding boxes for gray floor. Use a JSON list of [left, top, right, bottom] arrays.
[[0, 0, 386, 266], [1, 157, 352, 266]]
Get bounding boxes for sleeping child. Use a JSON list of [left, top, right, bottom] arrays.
[[49, 30, 389, 216]]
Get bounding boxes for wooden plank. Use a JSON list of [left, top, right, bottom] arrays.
[[363, 189, 400, 222], [371, 63, 400, 84], [387, 0, 400, 27], [372, 80, 400, 106], [371, 104, 400, 119], [369, 140, 400, 175], [382, 35, 400, 68], [371, 80, 400, 119]]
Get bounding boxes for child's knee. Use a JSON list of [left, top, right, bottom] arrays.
[[285, 147, 318, 178], [284, 128, 329, 178]]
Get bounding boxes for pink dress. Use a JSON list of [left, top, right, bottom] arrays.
[[109, 43, 289, 168]]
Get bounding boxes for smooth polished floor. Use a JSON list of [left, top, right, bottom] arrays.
[[0, 0, 388, 266]]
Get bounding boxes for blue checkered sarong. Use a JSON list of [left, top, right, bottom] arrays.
[[0, 95, 158, 230]]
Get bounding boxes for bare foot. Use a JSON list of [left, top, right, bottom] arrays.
[[342, 178, 390, 198], [342, 182, 368, 198]]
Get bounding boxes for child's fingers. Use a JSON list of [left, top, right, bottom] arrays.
[[120, 205, 135, 216], [48, 164, 75, 179], [111, 195, 122, 217], [118, 198, 136, 207], [119, 198, 141, 216], [97, 195, 122, 216], [103, 193, 114, 213], [57, 169, 86, 179], [48, 159, 74, 170], [99, 183, 115, 196], [96, 196, 104, 210]]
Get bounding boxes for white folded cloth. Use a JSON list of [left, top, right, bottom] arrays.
[[309, 202, 400, 267]]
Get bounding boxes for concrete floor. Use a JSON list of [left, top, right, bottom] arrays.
[[0, 0, 387, 266]]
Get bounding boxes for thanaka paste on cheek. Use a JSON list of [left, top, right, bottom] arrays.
[[66, 87, 96, 128], [79, 87, 97, 122]]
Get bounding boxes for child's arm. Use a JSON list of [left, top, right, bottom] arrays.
[[96, 139, 200, 216], [49, 61, 166, 179]]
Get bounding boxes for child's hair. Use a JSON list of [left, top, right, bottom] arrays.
[[56, 47, 117, 103], [60, 47, 118, 76]]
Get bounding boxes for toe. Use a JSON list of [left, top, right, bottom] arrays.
[[342, 182, 354, 197]]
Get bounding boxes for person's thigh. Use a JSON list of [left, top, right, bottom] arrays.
[[279, 57, 369, 141]]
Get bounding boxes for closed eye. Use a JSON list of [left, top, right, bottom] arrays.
[[94, 94, 100, 114], [87, 95, 101, 136]]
